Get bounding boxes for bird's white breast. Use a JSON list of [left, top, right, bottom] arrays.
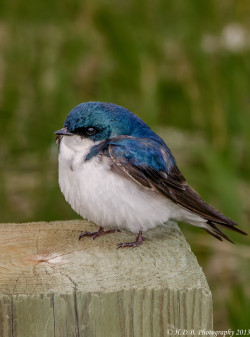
[[58, 136, 204, 233]]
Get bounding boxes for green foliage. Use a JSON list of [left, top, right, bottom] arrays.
[[0, 0, 249, 330], [228, 286, 250, 329]]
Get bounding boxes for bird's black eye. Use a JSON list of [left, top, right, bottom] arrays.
[[73, 126, 98, 137], [85, 127, 96, 136]]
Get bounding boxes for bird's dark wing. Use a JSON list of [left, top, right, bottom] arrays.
[[106, 136, 246, 241]]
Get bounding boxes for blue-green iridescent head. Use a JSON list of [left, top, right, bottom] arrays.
[[55, 101, 158, 142]]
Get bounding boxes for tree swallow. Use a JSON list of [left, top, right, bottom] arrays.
[[55, 102, 246, 248]]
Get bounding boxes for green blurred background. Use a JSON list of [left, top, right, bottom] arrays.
[[0, 0, 249, 330]]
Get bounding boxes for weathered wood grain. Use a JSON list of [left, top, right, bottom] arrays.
[[0, 220, 212, 336]]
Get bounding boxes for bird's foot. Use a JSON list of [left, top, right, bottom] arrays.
[[117, 230, 145, 249], [79, 226, 115, 240]]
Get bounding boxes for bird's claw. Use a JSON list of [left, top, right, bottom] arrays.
[[117, 231, 145, 249], [78, 231, 96, 240], [79, 227, 115, 240]]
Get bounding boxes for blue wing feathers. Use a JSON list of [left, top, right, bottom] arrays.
[[86, 136, 176, 174], [108, 137, 176, 174]]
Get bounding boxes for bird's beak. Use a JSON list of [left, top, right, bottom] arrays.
[[54, 127, 73, 136]]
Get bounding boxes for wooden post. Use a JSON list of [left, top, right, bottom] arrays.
[[0, 220, 212, 337]]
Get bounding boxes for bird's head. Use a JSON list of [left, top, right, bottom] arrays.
[[55, 101, 156, 143]]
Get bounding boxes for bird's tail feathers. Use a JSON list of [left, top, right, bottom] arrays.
[[204, 222, 235, 243], [203, 219, 247, 243], [180, 185, 247, 242]]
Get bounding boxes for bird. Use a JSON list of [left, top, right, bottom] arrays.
[[55, 101, 247, 248]]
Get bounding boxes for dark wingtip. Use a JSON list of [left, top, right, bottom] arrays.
[[220, 223, 247, 236], [207, 219, 247, 236], [239, 229, 248, 236]]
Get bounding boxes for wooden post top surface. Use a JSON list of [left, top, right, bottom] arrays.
[[0, 220, 210, 296]]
